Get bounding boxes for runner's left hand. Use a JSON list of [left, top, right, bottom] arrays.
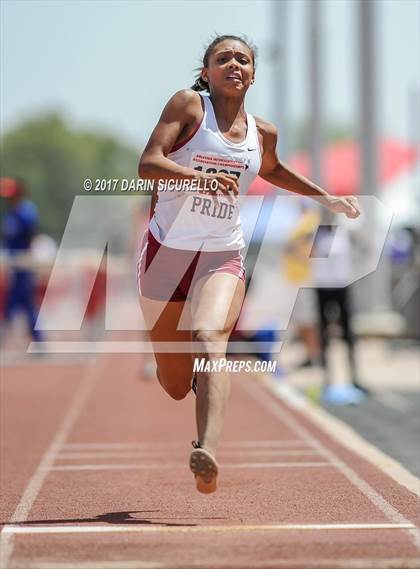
[[326, 195, 361, 219]]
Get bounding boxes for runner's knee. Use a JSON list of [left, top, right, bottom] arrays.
[[161, 383, 191, 401], [156, 367, 192, 400], [192, 329, 229, 355]]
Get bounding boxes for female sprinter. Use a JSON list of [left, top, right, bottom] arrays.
[[137, 34, 360, 494]]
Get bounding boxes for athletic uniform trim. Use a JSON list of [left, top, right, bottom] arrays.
[[170, 111, 204, 153]]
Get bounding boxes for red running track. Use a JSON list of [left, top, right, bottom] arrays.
[[1, 353, 419, 569]]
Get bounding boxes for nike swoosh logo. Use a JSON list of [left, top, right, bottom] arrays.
[[248, 147, 257, 151]]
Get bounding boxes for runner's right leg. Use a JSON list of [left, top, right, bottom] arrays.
[[139, 296, 194, 400]]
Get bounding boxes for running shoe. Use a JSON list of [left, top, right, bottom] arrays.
[[189, 441, 218, 494], [352, 381, 371, 396], [321, 384, 366, 406]]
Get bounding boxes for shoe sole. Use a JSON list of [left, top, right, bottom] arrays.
[[189, 448, 218, 494]]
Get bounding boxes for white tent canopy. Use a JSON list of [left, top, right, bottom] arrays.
[[382, 164, 420, 228]]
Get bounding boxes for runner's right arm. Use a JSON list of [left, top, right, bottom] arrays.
[[138, 89, 238, 196]]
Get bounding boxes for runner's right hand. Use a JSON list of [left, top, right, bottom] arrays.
[[195, 172, 239, 203]]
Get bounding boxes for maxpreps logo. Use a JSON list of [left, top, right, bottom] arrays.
[[193, 357, 277, 374], [31, 194, 392, 353]]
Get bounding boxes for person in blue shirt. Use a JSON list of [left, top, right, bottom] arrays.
[[0, 177, 43, 342]]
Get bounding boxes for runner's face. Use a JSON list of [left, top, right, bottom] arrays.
[[202, 40, 255, 95]]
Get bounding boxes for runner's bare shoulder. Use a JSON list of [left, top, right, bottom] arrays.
[[253, 117, 279, 175], [254, 116, 278, 142], [160, 89, 203, 126], [141, 90, 203, 158]]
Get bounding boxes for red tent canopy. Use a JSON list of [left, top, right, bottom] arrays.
[[247, 175, 274, 195], [248, 138, 418, 196]]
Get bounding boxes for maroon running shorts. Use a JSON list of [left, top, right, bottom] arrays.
[[137, 231, 245, 302]]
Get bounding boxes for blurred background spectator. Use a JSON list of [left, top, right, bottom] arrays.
[[0, 177, 44, 346], [312, 209, 368, 405], [282, 200, 320, 369]]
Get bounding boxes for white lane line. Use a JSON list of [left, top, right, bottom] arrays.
[[10, 558, 420, 569], [56, 450, 322, 459], [17, 562, 164, 569], [2, 522, 416, 535], [268, 379, 420, 498], [0, 357, 106, 569], [17, 563, 163, 569], [45, 462, 335, 472], [62, 440, 312, 449], [241, 379, 420, 549], [374, 391, 412, 412]]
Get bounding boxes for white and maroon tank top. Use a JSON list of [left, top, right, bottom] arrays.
[[148, 92, 262, 252]]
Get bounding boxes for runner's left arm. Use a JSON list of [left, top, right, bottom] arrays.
[[256, 118, 360, 219]]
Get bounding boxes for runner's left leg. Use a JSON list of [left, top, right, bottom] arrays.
[[191, 272, 245, 456]]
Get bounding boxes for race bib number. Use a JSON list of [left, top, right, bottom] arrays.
[[186, 152, 248, 222], [190, 151, 249, 181]]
